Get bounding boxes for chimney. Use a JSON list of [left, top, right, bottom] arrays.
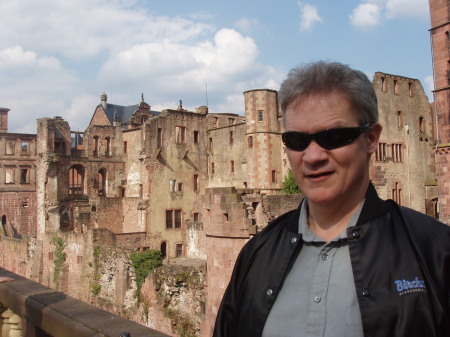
[[0, 107, 10, 133], [101, 92, 108, 110]]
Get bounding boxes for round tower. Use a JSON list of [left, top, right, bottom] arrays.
[[243, 89, 283, 194]]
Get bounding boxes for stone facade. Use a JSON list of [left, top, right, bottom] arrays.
[[372, 72, 437, 214], [429, 0, 450, 223], [0, 127, 37, 237]]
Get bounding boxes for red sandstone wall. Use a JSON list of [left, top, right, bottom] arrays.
[[430, 0, 450, 223], [0, 191, 37, 236]]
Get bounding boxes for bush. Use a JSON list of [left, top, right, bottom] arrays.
[[282, 169, 301, 194], [130, 250, 163, 300]]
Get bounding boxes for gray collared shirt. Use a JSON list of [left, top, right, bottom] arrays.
[[262, 199, 364, 337]]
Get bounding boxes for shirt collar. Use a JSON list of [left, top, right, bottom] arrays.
[[298, 198, 365, 243]]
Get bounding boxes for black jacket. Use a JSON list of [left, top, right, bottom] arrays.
[[213, 185, 450, 337]]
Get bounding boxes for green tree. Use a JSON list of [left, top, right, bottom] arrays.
[[282, 169, 301, 194]]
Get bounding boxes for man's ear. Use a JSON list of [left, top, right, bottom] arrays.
[[367, 123, 382, 154]]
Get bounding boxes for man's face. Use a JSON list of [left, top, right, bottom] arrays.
[[284, 90, 380, 208]]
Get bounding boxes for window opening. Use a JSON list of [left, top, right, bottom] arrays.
[[166, 210, 173, 229], [157, 128, 163, 148], [20, 168, 30, 184], [161, 241, 167, 258], [258, 110, 264, 122], [93, 136, 99, 157], [174, 210, 182, 228], [394, 79, 399, 94], [397, 111, 403, 128], [392, 144, 403, 162], [21, 141, 29, 155], [194, 130, 199, 144], [375, 143, 387, 161], [5, 167, 14, 184], [175, 126, 186, 143], [381, 77, 387, 92], [69, 165, 84, 195], [176, 243, 183, 257], [105, 137, 111, 156], [193, 174, 199, 192], [5, 141, 14, 155], [98, 169, 106, 196]]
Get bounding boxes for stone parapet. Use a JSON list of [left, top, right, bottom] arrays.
[[0, 268, 170, 337]]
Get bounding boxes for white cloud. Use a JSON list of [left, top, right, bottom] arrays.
[[385, 0, 429, 19], [0, 46, 82, 133], [99, 28, 266, 101], [0, 1, 285, 133], [350, 0, 429, 30], [234, 17, 262, 34], [350, 3, 382, 30], [0, 0, 214, 59], [298, 2, 323, 32]]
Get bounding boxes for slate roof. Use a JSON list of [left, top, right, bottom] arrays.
[[100, 103, 160, 125]]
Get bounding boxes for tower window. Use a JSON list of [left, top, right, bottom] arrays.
[[258, 110, 264, 122]]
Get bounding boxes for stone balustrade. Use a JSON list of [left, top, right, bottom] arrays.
[[0, 268, 170, 337]]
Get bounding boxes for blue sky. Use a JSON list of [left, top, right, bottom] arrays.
[[0, 0, 432, 133]]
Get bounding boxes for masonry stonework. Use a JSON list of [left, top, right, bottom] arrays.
[[430, 0, 450, 223]]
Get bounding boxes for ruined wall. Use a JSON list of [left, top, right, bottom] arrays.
[[185, 221, 206, 259], [135, 262, 206, 337], [144, 110, 209, 259], [206, 114, 247, 188], [372, 73, 436, 214], [0, 131, 37, 236], [0, 231, 207, 337], [202, 187, 253, 337]]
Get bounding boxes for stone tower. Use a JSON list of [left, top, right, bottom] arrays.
[[429, 0, 450, 223], [243, 89, 283, 194]]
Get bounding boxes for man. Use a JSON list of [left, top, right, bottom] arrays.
[[213, 61, 450, 337]]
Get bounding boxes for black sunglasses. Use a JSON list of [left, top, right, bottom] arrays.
[[282, 123, 373, 151]]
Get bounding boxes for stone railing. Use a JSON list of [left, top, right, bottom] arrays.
[[0, 268, 170, 337]]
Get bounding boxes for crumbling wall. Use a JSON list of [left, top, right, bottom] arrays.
[[136, 261, 206, 337]]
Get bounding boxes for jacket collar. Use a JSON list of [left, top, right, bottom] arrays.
[[285, 183, 391, 233]]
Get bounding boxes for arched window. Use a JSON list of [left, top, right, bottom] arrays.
[[69, 165, 85, 196], [1, 215, 6, 225], [98, 168, 107, 196], [160, 241, 167, 259]]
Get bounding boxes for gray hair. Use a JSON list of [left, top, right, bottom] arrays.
[[279, 61, 378, 125]]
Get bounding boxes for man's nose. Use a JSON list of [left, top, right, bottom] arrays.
[[302, 140, 328, 163]]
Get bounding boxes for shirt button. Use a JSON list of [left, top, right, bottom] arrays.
[[266, 289, 273, 296], [291, 237, 297, 244], [362, 289, 371, 297], [321, 253, 328, 261], [314, 296, 321, 303], [352, 230, 361, 239]]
